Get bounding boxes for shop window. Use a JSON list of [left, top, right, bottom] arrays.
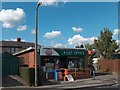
[[56, 59, 59, 64], [59, 59, 68, 68], [68, 61, 74, 68], [79, 58, 84, 68], [55, 59, 60, 69], [45, 63, 54, 72], [67, 58, 84, 69]]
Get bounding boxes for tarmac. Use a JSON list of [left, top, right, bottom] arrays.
[[2, 73, 120, 90]]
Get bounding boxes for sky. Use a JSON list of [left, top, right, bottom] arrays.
[[1, 1, 119, 48]]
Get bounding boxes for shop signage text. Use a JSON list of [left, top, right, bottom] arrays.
[[54, 49, 86, 56], [63, 51, 85, 56]]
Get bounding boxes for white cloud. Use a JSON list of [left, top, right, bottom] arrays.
[[39, 0, 68, 6], [17, 25, 27, 31], [53, 43, 67, 48], [72, 27, 83, 32], [0, 8, 26, 28], [112, 29, 120, 40], [4, 38, 26, 42], [68, 34, 97, 46], [116, 40, 120, 45], [31, 29, 36, 34], [113, 29, 120, 36], [40, 0, 58, 6], [63, 0, 69, 3], [44, 31, 61, 39], [11, 38, 26, 42]]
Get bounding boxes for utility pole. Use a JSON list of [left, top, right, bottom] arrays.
[[35, 2, 42, 87]]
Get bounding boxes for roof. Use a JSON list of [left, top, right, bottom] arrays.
[[13, 47, 35, 56], [0, 40, 42, 48], [112, 53, 120, 59], [43, 47, 87, 50], [91, 44, 97, 49], [13, 47, 87, 56], [93, 49, 100, 58], [89, 44, 100, 58]]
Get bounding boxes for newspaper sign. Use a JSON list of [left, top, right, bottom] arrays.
[[66, 74, 74, 81]]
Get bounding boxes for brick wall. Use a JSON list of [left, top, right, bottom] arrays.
[[18, 53, 29, 66], [28, 51, 35, 68], [17, 50, 40, 68], [98, 59, 120, 73]]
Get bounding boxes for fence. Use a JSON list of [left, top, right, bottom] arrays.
[[98, 59, 120, 74], [57, 68, 92, 81]]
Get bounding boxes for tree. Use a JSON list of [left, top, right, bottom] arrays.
[[85, 43, 92, 50], [94, 28, 118, 59]]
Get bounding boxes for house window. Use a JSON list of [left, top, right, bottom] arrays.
[[15, 48, 18, 53], [10, 48, 18, 54], [11, 48, 15, 54], [6, 48, 11, 53]]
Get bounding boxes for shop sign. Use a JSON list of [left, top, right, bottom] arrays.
[[54, 49, 86, 56], [46, 49, 52, 55]]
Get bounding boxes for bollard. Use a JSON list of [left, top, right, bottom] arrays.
[[54, 70, 58, 81]]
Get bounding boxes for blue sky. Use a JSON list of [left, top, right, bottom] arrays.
[[1, 2, 119, 48]]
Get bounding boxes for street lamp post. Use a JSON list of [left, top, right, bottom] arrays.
[[35, 2, 42, 87]]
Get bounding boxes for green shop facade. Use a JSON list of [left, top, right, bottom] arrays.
[[40, 48, 89, 79]]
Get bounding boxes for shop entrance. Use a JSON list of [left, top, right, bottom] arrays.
[[59, 57, 67, 68]]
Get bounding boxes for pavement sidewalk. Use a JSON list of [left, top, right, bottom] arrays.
[[2, 74, 119, 90], [37, 74, 118, 89]]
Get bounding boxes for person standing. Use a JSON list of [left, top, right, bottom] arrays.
[[89, 64, 96, 80]]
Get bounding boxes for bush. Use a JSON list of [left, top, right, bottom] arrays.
[[19, 67, 35, 86], [19, 67, 46, 86]]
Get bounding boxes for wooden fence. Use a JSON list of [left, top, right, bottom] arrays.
[[98, 59, 120, 74]]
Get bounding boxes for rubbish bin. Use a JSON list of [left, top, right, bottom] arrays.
[[54, 70, 57, 81], [54, 70, 61, 81]]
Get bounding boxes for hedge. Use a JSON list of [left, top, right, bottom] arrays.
[[19, 67, 46, 86]]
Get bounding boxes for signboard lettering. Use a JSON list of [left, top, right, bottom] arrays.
[[62, 50, 85, 56]]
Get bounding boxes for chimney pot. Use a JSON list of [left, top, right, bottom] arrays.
[[17, 38, 21, 42]]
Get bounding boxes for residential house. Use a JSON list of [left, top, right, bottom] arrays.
[[0, 38, 42, 54]]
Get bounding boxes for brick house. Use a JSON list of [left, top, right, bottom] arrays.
[[0, 38, 42, 54]]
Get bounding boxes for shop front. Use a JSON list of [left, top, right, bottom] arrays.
[[40, 48, 90, 80]]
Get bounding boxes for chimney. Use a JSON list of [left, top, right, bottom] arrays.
[[17, 38, 21, 42]]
